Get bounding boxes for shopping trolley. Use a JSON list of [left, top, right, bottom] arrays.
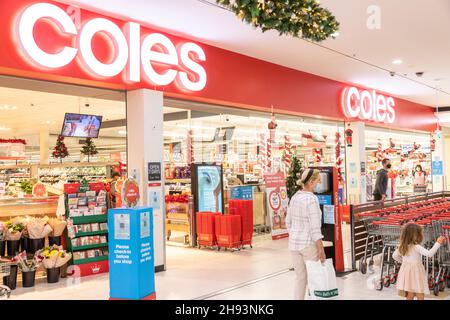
[[373, 221, 403, 290], [431, 220, 450, 296], [0, 261, 11, 299], [356, 212, 383, 274]]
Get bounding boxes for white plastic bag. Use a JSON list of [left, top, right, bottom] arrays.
[[305, 259, 339, 300]]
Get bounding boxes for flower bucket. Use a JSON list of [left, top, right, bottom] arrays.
[[29, 238, 45, 254], [6, 240, 20, 257], [60, 262, 68, 278], [48, 236, 61, 246], [20, 237, 30, 253], [22, 270, 36, 288], [46, 267, 60, 283], [2, 264, 18, 290], [0, 240, 5, 257]]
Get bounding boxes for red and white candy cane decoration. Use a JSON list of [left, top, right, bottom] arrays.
[[377, 140, 384, 162], [187, 129, 194, 164], [284, 135, 292, 170], [335, 132, 343, 182], [314, 148, 322, 163], [267, 138, 272, 172], [259, 134, 267, 172]]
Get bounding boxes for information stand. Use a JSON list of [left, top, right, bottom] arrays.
[[108, 207, 156, 300]]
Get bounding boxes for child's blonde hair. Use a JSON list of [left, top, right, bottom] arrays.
[[399, 223, 424, 256]]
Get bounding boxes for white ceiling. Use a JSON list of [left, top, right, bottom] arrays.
[[63, 0, 450, 107]]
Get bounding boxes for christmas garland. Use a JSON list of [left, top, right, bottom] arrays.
[[0, 139, 26, 145], [216, 0, 339, 42]]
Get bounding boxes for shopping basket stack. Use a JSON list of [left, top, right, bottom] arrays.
[[215, 214, 242, 251], [430, 220, 450, 295], [355, 212, 384, 274], [196, 212, 220, 248], [229, 199, 254, 248]]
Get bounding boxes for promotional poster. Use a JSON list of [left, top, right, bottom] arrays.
[[264, 171, 289, 240]]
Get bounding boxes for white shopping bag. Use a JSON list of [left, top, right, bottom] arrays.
[[305, 259, 339, 300]]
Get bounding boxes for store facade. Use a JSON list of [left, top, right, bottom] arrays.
[[0, 0, 441, 277]]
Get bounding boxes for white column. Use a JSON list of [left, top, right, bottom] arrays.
[[432, 130, 445, 192], [127, 89, 166, 271], [39, 129, 49, 165], [345, 122, 367, 204]]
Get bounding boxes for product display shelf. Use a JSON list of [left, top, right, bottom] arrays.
[[165, 178, 191, 184], [64, 183, 110, 277]]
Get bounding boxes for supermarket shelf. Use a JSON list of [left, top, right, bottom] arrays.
[[72, 243, 108, 251], [73, 255, 108, 265], [71, 215, 108, 224], [75, 230, 108, 237], [165, 178, 191, 184]]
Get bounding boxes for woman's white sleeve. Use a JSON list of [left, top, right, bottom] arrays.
[[415, 243, 441, 258]]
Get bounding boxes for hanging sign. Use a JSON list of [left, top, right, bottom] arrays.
[[122, 179, 140, 208], [32, 182, 47, 197], [341, 86, 396, 124], [0, 139, 26, 160]]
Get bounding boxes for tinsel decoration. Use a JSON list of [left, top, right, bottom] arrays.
[[376, 140, 384, 162], [266, 137, 272, 171], [187, 129, 194, 164], [430, 136, 436, 152], [313, 148, 322, 163], [81, 137, 98, 162], [52, 135, 69, 162], [216, 0, 340, 42]]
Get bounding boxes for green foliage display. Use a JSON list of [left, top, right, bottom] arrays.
[[286, 155, 303, 200], [216, 0, 339, 42]]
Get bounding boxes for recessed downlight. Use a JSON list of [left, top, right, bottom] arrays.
[[392, 59, 403, 65]]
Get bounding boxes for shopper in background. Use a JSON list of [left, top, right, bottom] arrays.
[[373, 158, 391, 201], [393, 223, 446, 300], [286, 168, 326, 300], [110, 172, 121, 208]]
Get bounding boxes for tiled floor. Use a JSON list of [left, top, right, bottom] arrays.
[[7, 233, 450, 300]]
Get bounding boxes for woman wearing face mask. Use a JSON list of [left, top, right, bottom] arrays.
[[413, 164, 426, 194], [286, 168, 326, 300]]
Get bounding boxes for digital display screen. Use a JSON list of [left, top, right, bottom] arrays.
[[196, 165, 223, 213], [61, 113, 103, 138]]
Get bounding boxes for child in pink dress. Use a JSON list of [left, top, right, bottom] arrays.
[[393, 223, 446, 300]]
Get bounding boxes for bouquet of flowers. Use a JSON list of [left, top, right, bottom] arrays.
[[47, 218, 67, 237], [4, 221, 25, 241], [12, 251, 44, 271], [27, 217, 53, 239], [38, 245, 72, 269]]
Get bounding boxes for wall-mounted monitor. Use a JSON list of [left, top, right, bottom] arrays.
[[61, 113, 103, 138]]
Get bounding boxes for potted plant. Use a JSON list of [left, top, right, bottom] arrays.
[[5, 221, 24, 257], [39, 245, 72, 283], [12, 251, 43, 288]]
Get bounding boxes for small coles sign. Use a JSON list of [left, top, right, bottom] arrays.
[[341, 86, 396, 124], [122, 179, 140, 208]]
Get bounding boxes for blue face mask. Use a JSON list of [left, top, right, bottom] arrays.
[[314, 183, 322, 194]]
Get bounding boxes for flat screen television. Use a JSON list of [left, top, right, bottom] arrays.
[[61, 113, 103, 138]]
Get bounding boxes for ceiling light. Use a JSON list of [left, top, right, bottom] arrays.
[[0, 105, 17, 110], [392, 59, 403, 65], [0, 126, 11, 131], [331, 32, 339, 38], [118, 130, 127, 135]]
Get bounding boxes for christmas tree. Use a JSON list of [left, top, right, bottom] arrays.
[[81, 137, 98, 162], [52, 135, 69, 163], [286, 155, 303, 200]]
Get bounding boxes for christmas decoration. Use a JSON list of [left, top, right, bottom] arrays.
[[259, 133, 267, 172], [400, 154, 406, 163], [187, 129, 194, 164], [285, 155, 303, 200], [216, 0, 340, 42], [81, 137, 98, 162], [335, 132, 343, 183], [268, 112, 277, 142], [376, 140, 384, 162], [266, 137, 272, 171], [313, 148, 322, 163], [344, 127, 353, 147], [284, 135, 292, 172], [52, 135, 69, 163], [430, 136, 436, 152]]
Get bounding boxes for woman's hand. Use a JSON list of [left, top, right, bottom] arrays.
[[319, 249, 326, 263], [437, 236, 446, 245]]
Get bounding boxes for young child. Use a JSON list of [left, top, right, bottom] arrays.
[[393, 223, 446, 300]]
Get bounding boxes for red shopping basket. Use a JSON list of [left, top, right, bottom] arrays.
[[215, 214, 242, 250]]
